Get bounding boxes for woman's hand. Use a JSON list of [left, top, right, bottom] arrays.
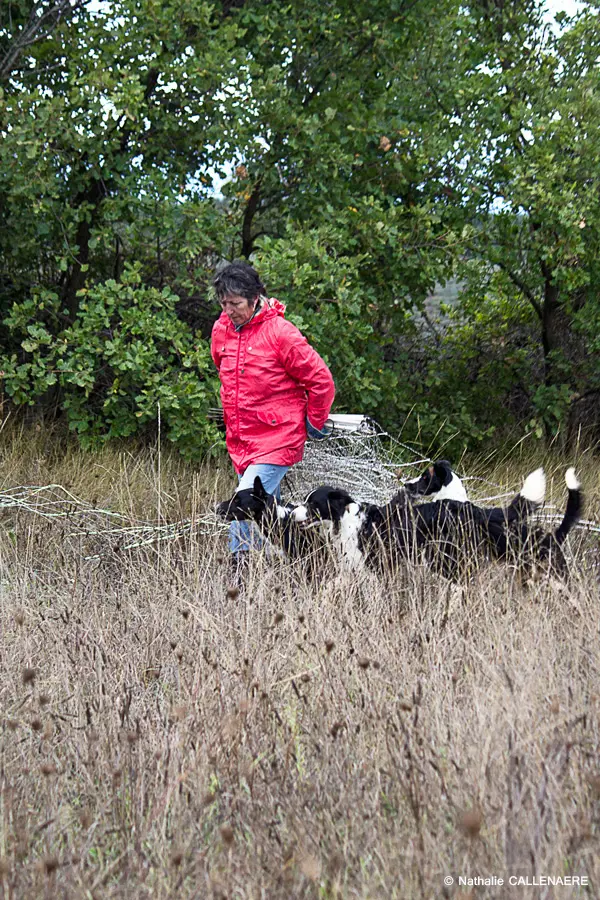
[[306, 418, 333, 441]]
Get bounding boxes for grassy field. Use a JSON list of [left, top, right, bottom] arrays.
[[1, 425, 599, 899]]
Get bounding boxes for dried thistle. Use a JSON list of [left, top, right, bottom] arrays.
[[273, 611, 284, 625], [330, 721, 345, 739], [14, 610, 25, 627], [40, 762, 56, 777], [145, 667, 161, 681], [79, 810, 93, 830], [220, 824, 234, 846], [357, 657, 370, 670], [22, 667, 37, 686], [30, 718, 43, 733], [325, 640, 335, 654], [42, 856, 59, 875], [299, 853, 321, 881], [172, 704, 188, 722], [226, 586, 240, 601], [170, 849, 184, 867], [460, 807, 483, 838]]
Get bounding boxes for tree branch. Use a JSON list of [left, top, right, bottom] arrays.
[[0, 0, 85, 81]]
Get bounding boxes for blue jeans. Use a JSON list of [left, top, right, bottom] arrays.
[[228, 463, 290, 555]]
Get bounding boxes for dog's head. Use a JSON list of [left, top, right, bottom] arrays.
[[291, 485, 356, 528], [404, 460, 468, 503], [216, 476, 279, 522]]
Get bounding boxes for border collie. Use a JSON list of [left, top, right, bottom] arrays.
[[404, 459, 468, 503], [216, 477, 326, 561], [291, 485, 365, 570], [293, 468, 582, 580]]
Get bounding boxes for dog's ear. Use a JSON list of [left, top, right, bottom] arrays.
[[434, 460, 453, 487], [216, 499, 231, 519], [328, 489, 353, 520], [252, 476, 268, 499], [365, 504, 385, 528]]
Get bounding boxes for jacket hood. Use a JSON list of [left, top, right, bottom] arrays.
[[217, 297, 286, 330]]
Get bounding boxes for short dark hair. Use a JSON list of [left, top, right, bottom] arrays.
[[213, 261, 266, 302]]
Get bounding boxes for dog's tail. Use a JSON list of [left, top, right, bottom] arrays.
[[506, 467, 546, 521], [554, 467, 582, 545]]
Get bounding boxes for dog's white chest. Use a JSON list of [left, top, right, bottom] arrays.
[[335, 503, 366, 572]]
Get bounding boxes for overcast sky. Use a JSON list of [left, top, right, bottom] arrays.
[[87, 0, 587, 17], [545, 0, 586, 16]]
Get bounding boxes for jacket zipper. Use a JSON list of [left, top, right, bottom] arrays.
[[234, 327, 242, 440]]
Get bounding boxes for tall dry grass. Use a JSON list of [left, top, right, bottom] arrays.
[[1, 425, 599, 898]]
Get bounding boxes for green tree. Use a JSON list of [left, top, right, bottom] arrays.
[[432, 1, 600, 440]]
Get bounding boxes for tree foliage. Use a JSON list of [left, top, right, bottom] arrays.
[[0, 0, 598, 458]]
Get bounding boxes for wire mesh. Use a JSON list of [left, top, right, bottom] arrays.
[[283, 421, 428, 504]]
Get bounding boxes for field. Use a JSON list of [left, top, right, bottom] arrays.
[[1, 426, 599, 899]]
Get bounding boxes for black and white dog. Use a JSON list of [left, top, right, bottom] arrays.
[[216, 477, 327, 561], [291, 485, 367, 570], [292, 468, 582, 580], [404, 459, 468, 503]]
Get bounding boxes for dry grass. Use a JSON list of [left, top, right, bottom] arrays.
[[1, 425, 599, 898]]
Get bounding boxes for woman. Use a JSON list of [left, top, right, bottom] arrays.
[[211, 261, 335, 577]]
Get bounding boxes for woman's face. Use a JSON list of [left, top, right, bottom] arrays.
[[220, 294, 257, 327]]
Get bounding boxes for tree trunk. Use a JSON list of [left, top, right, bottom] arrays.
[[61, 179, 105, 318], [540, 263, 560, 388]]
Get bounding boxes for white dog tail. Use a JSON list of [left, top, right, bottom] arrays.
[[554, 468, 582, 545]]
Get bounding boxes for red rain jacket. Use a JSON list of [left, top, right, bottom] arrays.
[[211, 298, 335, 474]]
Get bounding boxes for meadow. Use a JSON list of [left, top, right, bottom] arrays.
[[1, 425, 599, 899]]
